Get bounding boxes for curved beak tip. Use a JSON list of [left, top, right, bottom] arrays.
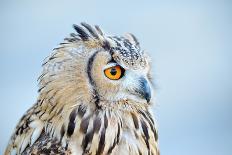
[[144, 90, 151, 103], [138, 77, 151, 103]]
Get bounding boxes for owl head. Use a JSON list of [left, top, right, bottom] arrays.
[[39, 23, 153, 111]]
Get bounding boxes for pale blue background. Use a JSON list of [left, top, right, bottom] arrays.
[[0, 0, 231, 154]]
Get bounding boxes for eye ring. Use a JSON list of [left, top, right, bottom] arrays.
[[104, 65, 125, 80]]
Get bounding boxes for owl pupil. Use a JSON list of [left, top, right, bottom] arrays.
[[110, 68, 117, 76]]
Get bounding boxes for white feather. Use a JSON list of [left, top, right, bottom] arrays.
[[29, 120, 44, 146], [30, 126, 43, 146], [19, 134, 30, 154]]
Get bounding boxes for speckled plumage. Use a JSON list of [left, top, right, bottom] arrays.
[[5, 23, 159, 155]]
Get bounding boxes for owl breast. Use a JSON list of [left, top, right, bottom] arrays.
[[65, 104, 158, 155]]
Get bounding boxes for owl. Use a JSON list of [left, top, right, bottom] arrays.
[[4, 23, 159, 155]]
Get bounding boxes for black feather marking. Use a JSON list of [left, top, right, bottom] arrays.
[[128, 33, 140, 47], [154, 128, 158, 142], [57, 106, 64, 115], [78, 104, 86, 118], [82, 130, 94, 152], [38, 111, 45, 118], [87, 51, 99, 86], [59, 42, 69, 45], [37, 72, 47, 81], [64, 37, 79, 42], [60, 124, 65, 142], [70, 33, 78, 37], [81, 22, 99, 39], [38, 85, 46, 93], [96, 113, 108, 155], [145, 111, 155, 125], [80, 116, 90, 134], [104, 113, 108, 128], [141, 120, 150, 140], [87, 51, 102, 109], [107, 138, 116, 154], [93, 115, 101, 133], [39, 98, 45, 105], [141, 120, 150, 154], [94, 25, 103, 36], [67, 108, 77, 137], [108, 122, 121, 154], [96, 127, 106, 155], [94, 95, 101, 109], [116, 122, 121, 144], [102, 40, 111, 50], [138, 149, 142, 155], [131, 113, 139, 129], [140, 110, 158, 141], [73, 24, 90, 41], [47, 114, 55, 123]]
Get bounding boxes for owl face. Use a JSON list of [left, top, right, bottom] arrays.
[[39, 23, 153, 110], [87, 36, 153, 107]]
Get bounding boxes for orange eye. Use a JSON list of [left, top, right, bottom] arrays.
[[104, 65, 124, 80]]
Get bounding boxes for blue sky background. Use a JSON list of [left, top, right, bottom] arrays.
[[0, 0, 231, 154]]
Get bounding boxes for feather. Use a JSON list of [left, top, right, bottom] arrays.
[[73, 24, 90, 41], [30, 124, 43, 146]]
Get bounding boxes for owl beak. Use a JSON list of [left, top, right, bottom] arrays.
[[137, 77, 151, 103]]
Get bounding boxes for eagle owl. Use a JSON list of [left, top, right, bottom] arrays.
[[5, 23, 159, 155]]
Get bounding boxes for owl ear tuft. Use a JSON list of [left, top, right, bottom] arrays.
[[124, 33, 140, 48], [73, 24, 90, 41], [73, 22, 106, 41]]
